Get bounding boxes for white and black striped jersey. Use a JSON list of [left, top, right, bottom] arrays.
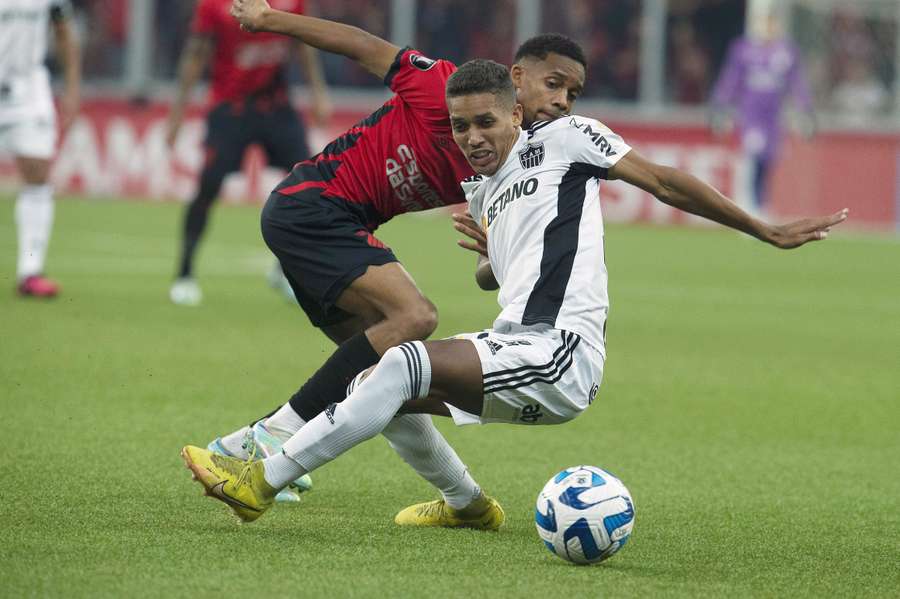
[[465, 116, 631, 356], [0, 0, 71, 120]]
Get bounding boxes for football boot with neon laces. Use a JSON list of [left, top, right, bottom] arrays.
[[207, 425, 311, 503], [181, 444, 276, 523]]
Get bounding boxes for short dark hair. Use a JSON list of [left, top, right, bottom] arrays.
[[514, 33, 587, 69], [446, 59, 516, 107]]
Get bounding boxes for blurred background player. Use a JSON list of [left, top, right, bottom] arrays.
[[1, 0, 80, 298], [166, 0, 331, 306], [710, 0, 815, 216]]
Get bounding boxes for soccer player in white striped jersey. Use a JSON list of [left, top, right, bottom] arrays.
[[181, 59, 848, 526], [0, 0, 81, 297]]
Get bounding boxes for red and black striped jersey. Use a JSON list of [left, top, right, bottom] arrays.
[[275, 48, 475, 228]]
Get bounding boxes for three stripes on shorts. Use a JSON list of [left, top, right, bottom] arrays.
[[482, 330, 581, 394]]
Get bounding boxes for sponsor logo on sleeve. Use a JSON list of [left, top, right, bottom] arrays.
[[569, 118, 617, 157], [410, 54, 437, 71]]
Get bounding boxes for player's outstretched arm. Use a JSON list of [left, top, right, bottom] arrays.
[[452, 211, 498, 290], [231, 0, 400, 80], [609, 150, 849, 249]]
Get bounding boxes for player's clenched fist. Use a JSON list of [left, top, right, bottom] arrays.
[[231, 0, 270, 32]]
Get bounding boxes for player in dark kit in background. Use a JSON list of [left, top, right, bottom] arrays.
[[210, 0, 588, 523], [165, 0, 330, 306]]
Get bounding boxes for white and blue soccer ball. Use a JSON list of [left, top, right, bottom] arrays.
[[535, 465, 635, 565]]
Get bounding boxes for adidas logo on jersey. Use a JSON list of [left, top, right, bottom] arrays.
[[518, 143, 545, 169]]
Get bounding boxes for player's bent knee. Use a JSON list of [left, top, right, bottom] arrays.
[[401, 302, 439, 340], [17, 158, 52, 185], [332, 346, 415, 441]]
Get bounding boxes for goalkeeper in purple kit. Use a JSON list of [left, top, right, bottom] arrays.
[[710, 3, 814, 214]]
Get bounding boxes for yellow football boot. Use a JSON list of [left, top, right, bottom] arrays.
[[181, 445, 276, 523], [394, 493, 505, 531]]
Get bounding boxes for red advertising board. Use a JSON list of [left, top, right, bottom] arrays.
[[1, 98, 896, 230]]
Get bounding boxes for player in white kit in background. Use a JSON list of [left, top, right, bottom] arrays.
[[0, 0, 81, 297], [180, 59, 849, 525]]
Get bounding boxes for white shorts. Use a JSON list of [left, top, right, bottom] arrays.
[[0, 115, 57, 160], [446, 325, 604, 426], [0, 68, 57, 159]]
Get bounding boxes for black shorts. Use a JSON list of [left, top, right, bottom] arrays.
[[261, 187, 398, 328], [204, 99, 310, 174]]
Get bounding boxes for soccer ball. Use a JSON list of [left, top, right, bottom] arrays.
[[535, 465, 635, 565]]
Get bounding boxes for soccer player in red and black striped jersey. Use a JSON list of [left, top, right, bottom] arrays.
[[165, 0, 330, 306], [205, 1, 588, 520]]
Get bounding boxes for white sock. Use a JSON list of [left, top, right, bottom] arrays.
[[220, 425, 251, 459], [382, 414, 481, 509], [262, 450, 306, 489], [264, 403, 307, 440], [273, 342, 432, 480], [15, 184, 54, 279], [443, 471, 482, 510]]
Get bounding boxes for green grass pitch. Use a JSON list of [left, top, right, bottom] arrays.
[[1, 197, 897, 598]]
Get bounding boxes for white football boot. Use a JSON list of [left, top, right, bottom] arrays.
[[169, 277, 202, 306]]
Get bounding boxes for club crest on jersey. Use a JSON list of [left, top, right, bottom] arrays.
[[518, 143, 545, 169], [410, 54, 437, 71]]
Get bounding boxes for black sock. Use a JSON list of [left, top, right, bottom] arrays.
[[178, 235, 200, 279], [288, 332, 380, 421], [178, 200, 211, 278], [178, 165, 224, 278]]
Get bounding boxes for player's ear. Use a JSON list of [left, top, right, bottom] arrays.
[[512, 103, 524, 127], [510, 64, 524, 90]]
